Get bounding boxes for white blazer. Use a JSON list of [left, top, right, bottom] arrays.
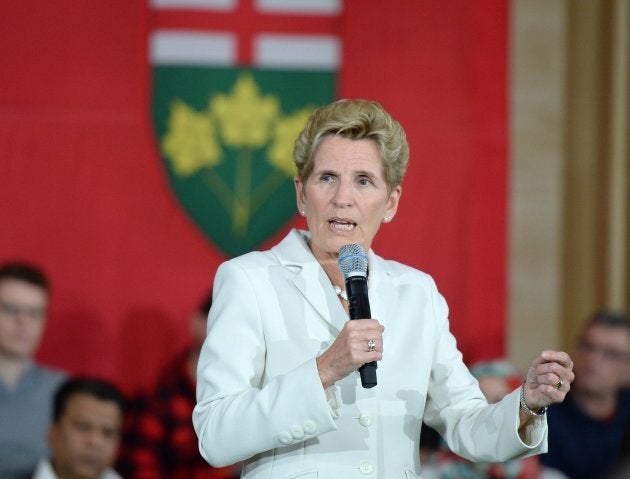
[[193, 229, 547, 478]]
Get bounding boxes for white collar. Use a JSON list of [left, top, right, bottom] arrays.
[[32, 458, 122, 479]]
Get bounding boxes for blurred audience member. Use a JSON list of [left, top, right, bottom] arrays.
[[0, 261, 67, 479], [33, 377, 125, 479], [421, 359, 565, 479], [119, 291, 240, 479], [541, 310, 630, 479]]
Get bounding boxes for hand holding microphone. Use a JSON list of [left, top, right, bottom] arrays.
[[338, 243, 378, 388], [315, 243, 382, 389]]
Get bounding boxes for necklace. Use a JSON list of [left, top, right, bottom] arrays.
[[334, 285, 348, 301]]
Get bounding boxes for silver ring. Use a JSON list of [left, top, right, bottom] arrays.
[[367, 339, 376, 352], [554, 378, 563, 390]]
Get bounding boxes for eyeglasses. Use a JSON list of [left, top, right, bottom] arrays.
[[0, 300, 45, 321], [578, 339, 630, 363]]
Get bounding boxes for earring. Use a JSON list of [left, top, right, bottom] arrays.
[[300, 210, 306, 216], [384, 216, 392, 223]]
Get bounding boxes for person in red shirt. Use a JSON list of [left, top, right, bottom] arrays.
[[119, 291, 240, 479]]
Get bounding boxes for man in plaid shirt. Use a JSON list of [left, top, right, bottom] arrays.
[[118, 292, 241, 479]]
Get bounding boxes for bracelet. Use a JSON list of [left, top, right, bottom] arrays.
[[519, 384, 547, 417]]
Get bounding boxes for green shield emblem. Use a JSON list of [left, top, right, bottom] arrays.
[[152, 67, 336, 257]]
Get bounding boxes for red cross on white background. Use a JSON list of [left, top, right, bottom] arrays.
[[152, 0, 341, 65]]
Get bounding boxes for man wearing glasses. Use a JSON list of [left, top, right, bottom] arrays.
[[541, 310, 630, 479], [0, 261, 67, 479]]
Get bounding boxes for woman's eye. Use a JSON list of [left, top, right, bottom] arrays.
[[321, 174, 333, 183], [358, 177, 371, 186]]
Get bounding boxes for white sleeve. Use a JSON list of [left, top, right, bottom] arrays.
[[422, 279, 547, 462], [192, 260, 338, 467]]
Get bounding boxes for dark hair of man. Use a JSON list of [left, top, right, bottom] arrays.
[[588, 310, 630, 332], [53, 377, 126, 422], [0, 261, 49, 292]]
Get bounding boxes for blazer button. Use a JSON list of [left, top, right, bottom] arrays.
[[290, 424, 305, 440], [302, 419, 317, 435], [277, 431, 293, 445], [358, 462, 374, 475], [359, 413, 373, 427]]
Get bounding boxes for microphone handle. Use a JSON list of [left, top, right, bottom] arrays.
[[345, 276, 378, 389]]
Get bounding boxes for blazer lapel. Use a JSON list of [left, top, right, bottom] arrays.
[[271, 229, 347, 332], [270, 230, 398, 333], [366, 250, 396, 329]]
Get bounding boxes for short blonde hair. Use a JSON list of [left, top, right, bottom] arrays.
[[293, 99, 409, 192]]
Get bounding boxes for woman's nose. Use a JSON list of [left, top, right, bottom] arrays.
[[332, 180, 354, 207]]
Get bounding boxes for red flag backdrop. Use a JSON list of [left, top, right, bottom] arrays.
[[0, 1, 507, 395]]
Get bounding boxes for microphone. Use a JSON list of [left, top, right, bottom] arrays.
[[338, 243, 377, 389]]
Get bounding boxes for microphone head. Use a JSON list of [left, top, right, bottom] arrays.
[[338, 243, 368, 279]]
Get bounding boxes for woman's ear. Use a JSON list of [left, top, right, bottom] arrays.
[[384, 185, 402, 220], [294, 176, 306, 215]]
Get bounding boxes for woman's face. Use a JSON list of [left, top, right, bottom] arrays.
[[294, 135, 401, 262]]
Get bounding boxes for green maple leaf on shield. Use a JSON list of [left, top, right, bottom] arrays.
[[161, 73, 315, 238]]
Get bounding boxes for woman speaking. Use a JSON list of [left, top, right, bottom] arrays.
[[193, 99, 574, 478]]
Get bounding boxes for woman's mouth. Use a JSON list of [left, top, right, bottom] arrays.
[[329, 219, 356, 231]]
